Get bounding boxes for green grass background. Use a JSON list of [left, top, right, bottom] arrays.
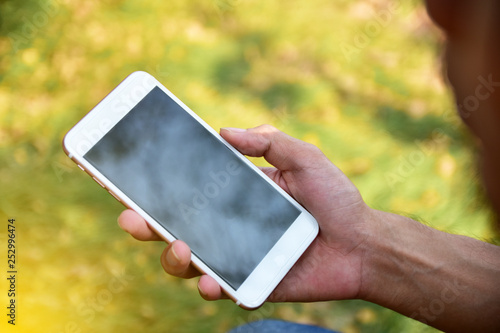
[[0, 0, 498, 332]]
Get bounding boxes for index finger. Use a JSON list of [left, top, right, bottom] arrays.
[[118, 209, 162, 241]]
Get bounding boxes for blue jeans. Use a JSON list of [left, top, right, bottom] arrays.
[[228, 319, 339, 333]]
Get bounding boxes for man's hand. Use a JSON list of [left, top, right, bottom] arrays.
[[117, 124, 500, 332], [118, 124, 375, 302]]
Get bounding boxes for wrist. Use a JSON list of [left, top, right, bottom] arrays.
[[357, 208, 435, 302], [356, 207, 387, 302], [356, 208, 500, 332]]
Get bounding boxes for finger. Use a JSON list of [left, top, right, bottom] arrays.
[[198, 274, 227, 300], [118, 209, 162, 241], [220, 125, 325, 172], [160, 240, 201, 279]]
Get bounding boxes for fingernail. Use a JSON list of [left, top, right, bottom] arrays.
[[166, 246, 180, 266], [221, 127, 246, 133], [116, 216, 126, 231], [197, 283, 208, 297]]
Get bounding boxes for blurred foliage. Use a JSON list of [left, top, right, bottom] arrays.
[[0, 0, 498, 332]]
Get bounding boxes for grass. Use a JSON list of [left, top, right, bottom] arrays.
[[0, 0, 498, 332]]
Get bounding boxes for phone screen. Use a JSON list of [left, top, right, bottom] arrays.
[[85, 86, 300, 289]]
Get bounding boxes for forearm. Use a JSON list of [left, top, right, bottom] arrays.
[[360, 209, 500, 332]]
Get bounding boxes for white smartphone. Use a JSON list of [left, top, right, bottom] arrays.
[[63, 71, 319, 309]]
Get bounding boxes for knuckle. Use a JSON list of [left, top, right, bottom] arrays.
[[299, 140, 323, 156], [255, 124, 278, 133]]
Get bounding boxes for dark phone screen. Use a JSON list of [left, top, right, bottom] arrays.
[[85, 87, 300, 289]]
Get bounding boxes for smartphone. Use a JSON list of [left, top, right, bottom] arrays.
[[63, 71, 319, 309]]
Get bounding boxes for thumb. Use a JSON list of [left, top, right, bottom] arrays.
[[220, 124, 324, 172]]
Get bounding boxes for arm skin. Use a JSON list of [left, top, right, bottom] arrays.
[[362, 210, 500, 332], [118, 125, 500, 333]]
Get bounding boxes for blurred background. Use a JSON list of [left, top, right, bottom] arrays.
[[1, 0, 499, 332]]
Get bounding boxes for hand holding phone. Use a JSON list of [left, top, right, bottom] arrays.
[[64, 72, 319, 308], [119, 124, 375, 304]]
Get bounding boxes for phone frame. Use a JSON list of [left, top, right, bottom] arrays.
[[63, 71, 319, 309]]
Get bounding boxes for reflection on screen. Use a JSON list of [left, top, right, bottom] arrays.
[[85, 87, 300, 289]]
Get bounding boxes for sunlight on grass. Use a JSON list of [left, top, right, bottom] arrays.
[[0, 0, 498, 332]]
